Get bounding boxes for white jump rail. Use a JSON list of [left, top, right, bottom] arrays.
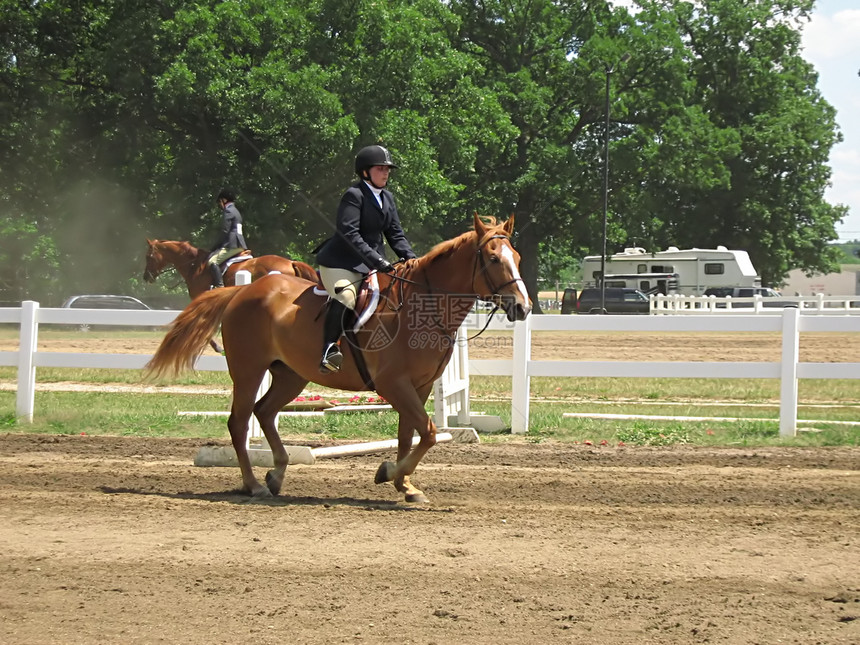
[[462, 308, 860, 437]]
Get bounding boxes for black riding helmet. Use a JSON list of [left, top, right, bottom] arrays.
[[217, 188, 237, 202], [355, 145, 398, 176]]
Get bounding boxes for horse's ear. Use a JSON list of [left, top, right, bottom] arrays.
[[503, 214, 515, 236], [473, 212, 488, 236]]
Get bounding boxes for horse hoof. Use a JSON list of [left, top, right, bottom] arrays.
[[405, 492, 429, 504], [265, 470, 284, 496], [374, 461, 395, 484], [251, 486, 274, 499]]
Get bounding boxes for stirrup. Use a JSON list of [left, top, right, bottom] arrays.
[[319, 342, 343, 373]]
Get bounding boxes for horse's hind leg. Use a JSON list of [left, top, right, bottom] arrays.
[[253, 361, 309, 496], [226, 367, 271, 498]]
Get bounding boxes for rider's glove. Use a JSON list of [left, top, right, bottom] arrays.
[[377, 259, 395, 273]]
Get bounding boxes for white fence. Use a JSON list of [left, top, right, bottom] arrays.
[[651, 293, 860, 314], [463, 308, 859, 437], [2, 303, 859, 438], [0, 300, 472, 430]]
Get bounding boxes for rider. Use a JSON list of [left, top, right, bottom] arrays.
[[208, 188, 248, 288], [315, 145, 418, 373]]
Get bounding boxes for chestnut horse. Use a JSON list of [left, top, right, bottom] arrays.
[[145, 215, 531, 503], [142, 239, 317, 299]]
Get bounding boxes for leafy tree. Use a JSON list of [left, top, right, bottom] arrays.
[[449, 0, 845, 296], [308, 0, 516, 250], [615, 0, 844, 286], [448, 0, 694, 309], [0, 0, 847, 305]]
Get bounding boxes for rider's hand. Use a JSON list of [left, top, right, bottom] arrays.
[[377, 259, 395, 273]]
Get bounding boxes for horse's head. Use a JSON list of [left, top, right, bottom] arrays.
[[473, 214, 532, 322], [143, 239, 166, 283]]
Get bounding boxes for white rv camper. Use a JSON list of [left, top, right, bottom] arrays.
[[581, 246, 761, 296]]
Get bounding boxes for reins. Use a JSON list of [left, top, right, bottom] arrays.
[[380, 231, 521, 340]]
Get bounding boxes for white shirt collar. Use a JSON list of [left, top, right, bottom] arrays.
[[364, 181, 383, 207]]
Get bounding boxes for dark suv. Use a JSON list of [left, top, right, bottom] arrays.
[[574, 288, 650, 315]]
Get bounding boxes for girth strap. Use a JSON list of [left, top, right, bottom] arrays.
[[344, 330, 376, 391]]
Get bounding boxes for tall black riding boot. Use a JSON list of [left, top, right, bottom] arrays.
[[209, 263, 224, 289], [320, 300, 347, 373]]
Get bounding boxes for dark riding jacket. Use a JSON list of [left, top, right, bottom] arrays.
[[211, 202, 247, 251], [316, 181, 416, 272]]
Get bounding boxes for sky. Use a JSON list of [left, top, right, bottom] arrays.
[[801, 0, 860, 243]]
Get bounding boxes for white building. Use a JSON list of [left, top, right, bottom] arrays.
[[780, 265, 860, 296]]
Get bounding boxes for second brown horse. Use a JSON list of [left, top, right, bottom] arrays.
[[145, 215, 531, 503], [143, 239, 317, 298]]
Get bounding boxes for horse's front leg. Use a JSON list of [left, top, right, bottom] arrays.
[[374, 393, 437, 503]]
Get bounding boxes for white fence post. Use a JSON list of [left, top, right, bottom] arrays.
[[433, 323, 470, 428], [17, 301, 39, 423], [510, 316, 532, 434], [779, 307, 800, 437]]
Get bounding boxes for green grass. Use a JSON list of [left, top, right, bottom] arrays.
[[0, 366, 234, 387], [1, 371, 857, 447]]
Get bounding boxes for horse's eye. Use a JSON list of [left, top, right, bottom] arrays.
[[490, 255, 500, 263]]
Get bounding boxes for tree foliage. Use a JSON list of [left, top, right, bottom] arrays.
[[0, 0, 846, 305]]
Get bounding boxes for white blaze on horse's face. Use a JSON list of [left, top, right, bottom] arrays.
[[500, 243, 531, 311]]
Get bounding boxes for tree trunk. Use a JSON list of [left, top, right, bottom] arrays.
[[513, 208, 543, 314]]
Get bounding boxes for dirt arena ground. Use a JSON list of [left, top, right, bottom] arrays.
[[1, 330, 858, 643], [0, 434, 858, 645]]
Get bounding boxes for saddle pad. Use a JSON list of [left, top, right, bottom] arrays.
[[224, 254, 252, 268]]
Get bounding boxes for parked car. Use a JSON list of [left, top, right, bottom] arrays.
[[560, 288, 578, 315], [703, 287, 795, 308], [574, 288, 650, 315], [61, 295, 153, 331], [62, 295, 153, 310]]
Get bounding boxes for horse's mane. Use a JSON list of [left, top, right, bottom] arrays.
[[185, 241, 209, 260], [156, 240, 206, 261], [416, 216, 504, 267]]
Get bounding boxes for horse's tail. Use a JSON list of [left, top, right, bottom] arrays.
[[145, 287, 242, 379], [292, 260, 318, 282]]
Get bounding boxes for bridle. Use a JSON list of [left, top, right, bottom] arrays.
[[375, 231, 524, 340], [472, 233, 526, 304], [144, 243, 198, 289], [143, 249, 168, 282], [379, 232, 522, 301]]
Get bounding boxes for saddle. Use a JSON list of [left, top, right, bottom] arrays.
[[221, 251, 252, 271], [313, 272, 380, 332]]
